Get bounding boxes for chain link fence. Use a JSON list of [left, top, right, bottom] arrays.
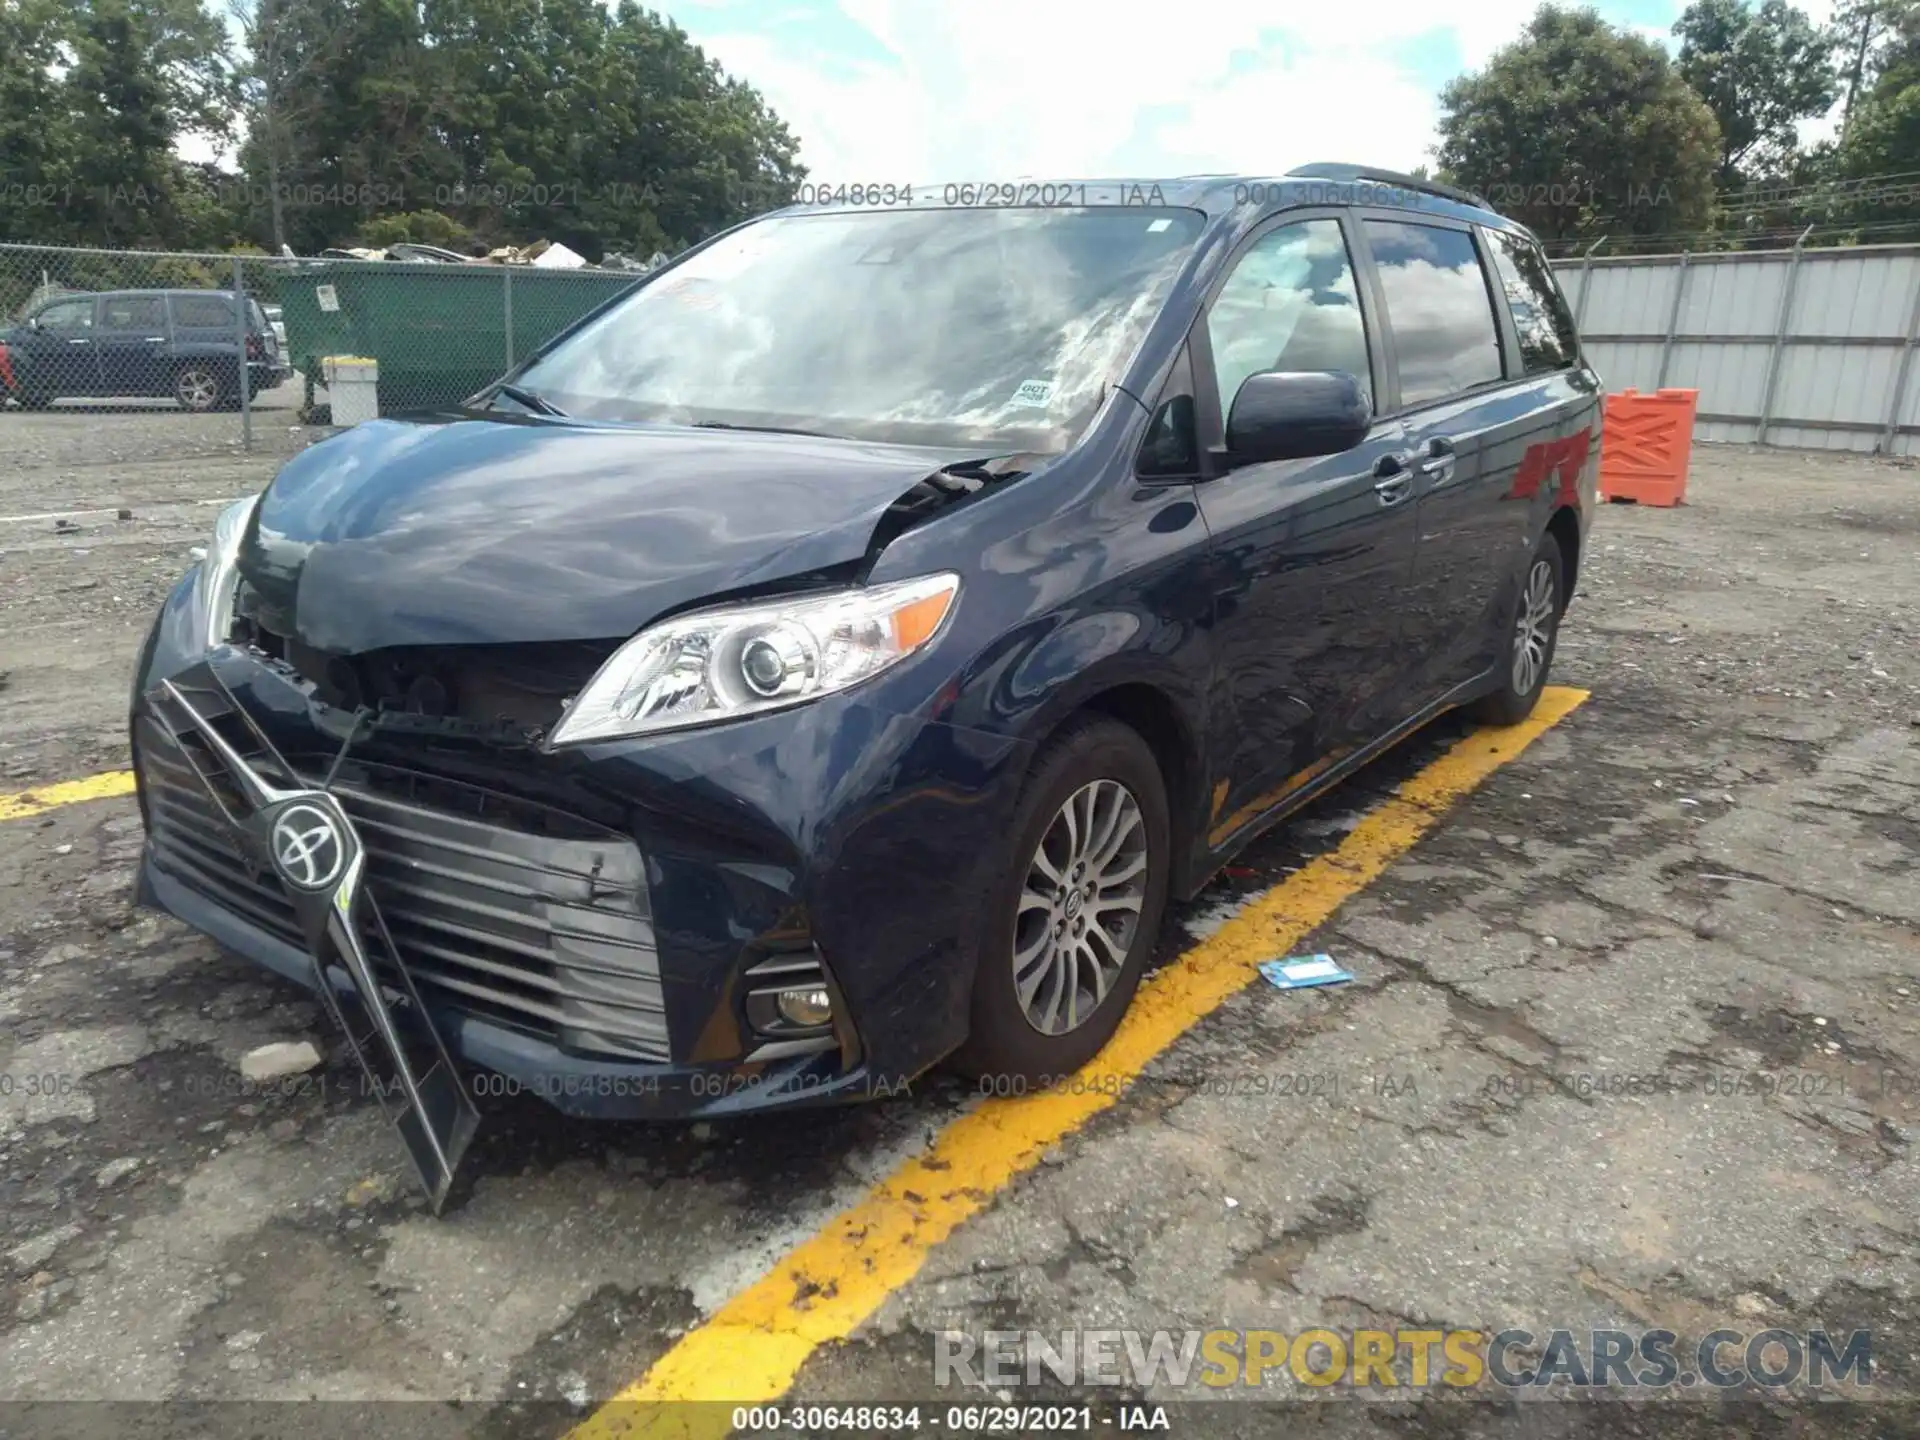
[[0, 242, 645, 479]]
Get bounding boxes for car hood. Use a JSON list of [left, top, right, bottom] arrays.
[[237, 413, 987, 654]]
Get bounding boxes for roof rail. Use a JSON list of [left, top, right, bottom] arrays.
[[1284, 162, 1490, 212]]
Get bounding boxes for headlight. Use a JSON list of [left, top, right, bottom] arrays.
[[190, 494, 259, 652], [548, 572, 960, 746]]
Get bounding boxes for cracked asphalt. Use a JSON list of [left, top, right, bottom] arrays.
[[2, 430, 1918, 1437]]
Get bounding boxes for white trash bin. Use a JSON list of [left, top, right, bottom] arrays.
[[321, 355, 380, 426]]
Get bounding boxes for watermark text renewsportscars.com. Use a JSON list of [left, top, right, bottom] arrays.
[[933, 1327, 1873, 1391]]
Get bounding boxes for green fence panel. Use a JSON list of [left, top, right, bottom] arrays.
[[274, 261, 638, 415]]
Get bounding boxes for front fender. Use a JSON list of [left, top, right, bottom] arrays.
[[132, 568, 208, 705]]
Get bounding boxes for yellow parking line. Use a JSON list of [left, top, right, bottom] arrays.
[[0, 769, 137, 823], [568, 687, 1589, 1440]]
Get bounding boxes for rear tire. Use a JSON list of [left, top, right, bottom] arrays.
[[950, 716, 1171, 1086], [1473, 533, 1566, 725], [174, 363, 223, 412]]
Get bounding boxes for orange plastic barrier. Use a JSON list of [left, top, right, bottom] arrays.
[[1598, 387, 1698, 507]]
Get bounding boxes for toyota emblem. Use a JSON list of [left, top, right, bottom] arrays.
[[269, 802, 346, 891]]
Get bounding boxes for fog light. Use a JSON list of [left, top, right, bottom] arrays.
[[775, 986, 833, 1028]]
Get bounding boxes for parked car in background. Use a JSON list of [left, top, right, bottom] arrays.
[[262, 304, 288, 355], [0, 288, 288, 411], [130, 165, 1597, 1198]]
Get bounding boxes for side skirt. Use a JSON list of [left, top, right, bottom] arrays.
[[1179, 665, 1501, 899]]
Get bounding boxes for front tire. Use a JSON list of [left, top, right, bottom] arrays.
[[1474, 534, 1565, 725], [951, 716, 1171, 1085]]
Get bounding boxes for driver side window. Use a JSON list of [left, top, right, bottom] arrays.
[[1204, 219, 1370, 431], [36, 298, 94, 332]]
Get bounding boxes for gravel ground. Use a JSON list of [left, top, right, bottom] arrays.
[[0, 391, 318, 788], [0, 433, 1917, 1436]]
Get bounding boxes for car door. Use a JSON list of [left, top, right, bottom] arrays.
[[1479, 223, 1603, 548], [95, 294, 171, 397], [1187, 213, 1419, 849], [170, 290, 249, 393], [1357, 216, 1561, 708], [14, 296, 100, 399]]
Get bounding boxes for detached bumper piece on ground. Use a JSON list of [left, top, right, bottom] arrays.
[[143, 665, 479, 1209]]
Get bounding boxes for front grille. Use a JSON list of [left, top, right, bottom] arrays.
[[136, 715, 671, 1063]]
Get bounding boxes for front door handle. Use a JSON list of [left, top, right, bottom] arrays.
[[1372, 454, 1414, 507]]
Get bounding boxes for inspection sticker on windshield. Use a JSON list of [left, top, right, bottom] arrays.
[[1010, 379, 1055, 408]]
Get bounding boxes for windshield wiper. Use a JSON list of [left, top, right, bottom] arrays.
[[487, 383, 568, 417], [692, 420, 851, 440]]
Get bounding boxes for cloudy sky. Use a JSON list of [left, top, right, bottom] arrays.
[[671, 0, 1841, 181]]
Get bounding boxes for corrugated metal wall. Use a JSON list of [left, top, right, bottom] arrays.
[[1552, 243, 1920, 454]]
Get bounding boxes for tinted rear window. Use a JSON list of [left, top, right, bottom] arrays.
[[1485, 229, 1579, 373], [1362, 220, 1504, 408], [171, 294, 235, 328], [99, 295, 167, 331]]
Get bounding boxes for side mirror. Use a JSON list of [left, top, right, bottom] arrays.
[[1224, 370, 1370, 466]]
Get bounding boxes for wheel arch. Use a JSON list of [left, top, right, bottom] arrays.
[[1546, 503, 1581, 601], [1024, 679, 1209, 900]]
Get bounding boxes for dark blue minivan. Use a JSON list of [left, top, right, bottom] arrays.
[[128, 164, 1597, 1199], [1, 288, 286, 410]]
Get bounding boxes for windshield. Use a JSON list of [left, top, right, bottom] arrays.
[[513, 205, 1206, 450]]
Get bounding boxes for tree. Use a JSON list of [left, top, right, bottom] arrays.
[[1675, 0, 1838, 189], [1860, 0, 1920, 92], [586, 2, 804, 253], [1822, 0, 1920, 232], [223, 0, 802, 258], [0, 0, 75, 244], [3, 0, 803, 258], [0, 0, 234, 251], [231, 0, 462, 254], [1436, 6, 1722, 242], [1827, 0, 1920, 130], [224, 0, 361, 252], [1834, 0, 1887, 130]]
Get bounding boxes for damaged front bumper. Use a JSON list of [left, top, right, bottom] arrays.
[[131, 588, 1030, 1199], [144, 665, 480, 1210]]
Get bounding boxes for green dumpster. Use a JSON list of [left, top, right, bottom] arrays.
[[273, 260, 639, 417]]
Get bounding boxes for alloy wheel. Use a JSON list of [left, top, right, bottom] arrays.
[[1012, 777, 1149, 1036], [1510, 557, 1557, 695], [176, 367, 218, 411]]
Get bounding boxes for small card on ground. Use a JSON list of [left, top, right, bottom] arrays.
[[1257, 954, 1354, 991]]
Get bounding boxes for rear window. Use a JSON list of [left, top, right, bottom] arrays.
[[99, 295, 167, 332], [1485, 229, 1580, 373], [171, 294, 235, 328], [1362, 220, 1504, 408]]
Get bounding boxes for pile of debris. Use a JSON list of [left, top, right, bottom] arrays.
[[601, 250, 670, 272], [481, 238, 588, 269], [297, 239, 665, 273]]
